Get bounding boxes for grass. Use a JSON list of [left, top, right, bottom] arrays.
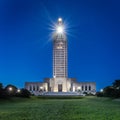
[[0, 96, 120, 120], [37, 95, 84, 99]]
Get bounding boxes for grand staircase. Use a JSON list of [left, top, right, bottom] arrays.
[[42, 92, 81, 96]]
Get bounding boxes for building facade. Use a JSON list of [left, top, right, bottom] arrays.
[[25, 18, 96, 95]]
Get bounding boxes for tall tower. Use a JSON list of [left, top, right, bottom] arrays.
[[51, 18, 69, 92], [53, 18, 67, 78]]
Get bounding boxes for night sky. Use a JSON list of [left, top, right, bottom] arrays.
[[0, 0, 120, 91]]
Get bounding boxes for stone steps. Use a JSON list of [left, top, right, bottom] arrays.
[[43, 92, 80, 96]]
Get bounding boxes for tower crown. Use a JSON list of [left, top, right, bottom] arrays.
[[53, 18, 66, 41], [56, 18, 64, 34]]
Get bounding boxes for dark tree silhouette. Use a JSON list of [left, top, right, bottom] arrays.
[[113, 80, 120, 89], [98, 80, 120, 98], [103, 86, 115, 97], [5, 84, 17, 96], [0, 83, 9, 99], [0, 83, 3, 98], [16, 89, 31, 98], [0, 83, 3, 90]]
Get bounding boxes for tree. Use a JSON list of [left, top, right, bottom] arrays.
[[113, 80, 120, 89], [96, 92, 104, 97], [0, 83, 3, 98], [112, 80, 120, 98], [16, 89, 31, 98], [103, 82, 120, 98], [103, 86, 115, 97], [5, 84, 17, 96], [0, 83, 3, 90], [0, 83, 9, 99]]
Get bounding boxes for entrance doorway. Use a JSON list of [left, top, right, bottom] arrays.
[[58, 84, 62, 92]]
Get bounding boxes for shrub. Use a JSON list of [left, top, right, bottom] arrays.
[[96, 92, 104, 97], [16, 89, 31, 98]]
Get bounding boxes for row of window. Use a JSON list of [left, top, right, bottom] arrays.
[[29, 86, 46, 91], [80, 85, 91, 91]]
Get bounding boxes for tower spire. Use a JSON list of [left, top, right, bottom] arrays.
[[58, 18, 62, 24]]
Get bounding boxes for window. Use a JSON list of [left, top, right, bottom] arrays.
[[89, 86, 91, 91], [37, 86, 39, 91], [33, 86, 35, 91], [29, 85, 32, 91], [82, 86, 84, 91]]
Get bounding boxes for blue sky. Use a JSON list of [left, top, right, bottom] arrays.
[[0, 0, 120, 91]]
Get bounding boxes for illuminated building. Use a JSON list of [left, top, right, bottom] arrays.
[[25, 18, 96, 95]]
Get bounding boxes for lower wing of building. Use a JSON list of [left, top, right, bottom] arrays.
[[25, 78, 96, 95]]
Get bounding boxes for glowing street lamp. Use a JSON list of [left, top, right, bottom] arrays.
[[77, 86, 81, 94], [8, 87, 13, 91], [77, 86, 81, 91], [100, 89, 103, 92], [17, 89, 21, 93], [40, 86, 43, 89]]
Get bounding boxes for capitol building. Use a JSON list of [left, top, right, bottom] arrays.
[[25, 18, 96, 95]]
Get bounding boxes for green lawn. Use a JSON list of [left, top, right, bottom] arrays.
[[0, 96, 120, 120]]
